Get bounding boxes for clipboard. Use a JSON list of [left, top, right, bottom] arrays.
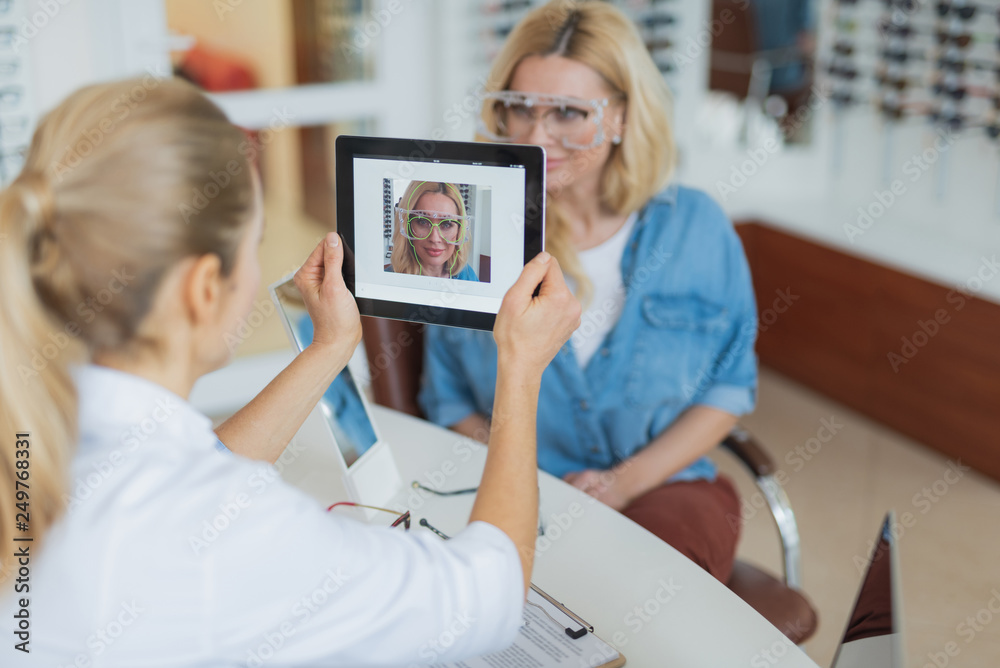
[[524, 583, 627, 668], [431, 581, 626, 668], [419, 519, 626, 667]]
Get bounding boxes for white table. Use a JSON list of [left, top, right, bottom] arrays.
[[281, 405, 820, 668]]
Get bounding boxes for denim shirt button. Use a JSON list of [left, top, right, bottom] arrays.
[[600, 348, 610, 357], [590, 445, 600, 454], [579, 400, 589, 411]]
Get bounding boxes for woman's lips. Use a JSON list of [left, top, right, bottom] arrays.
[[423, 247, 445, 257], [546, 158, 566, 170]]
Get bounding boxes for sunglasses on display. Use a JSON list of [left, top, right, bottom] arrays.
[[834, 41, 855, 56], [637, 14, 676, 28], [936, 31, 975, 47], [828, 64, 859, 79], [832, 90, 856, 106], [879, 22, 915, 38], [936, 2, 978, 20], [875, 72, 911, 91], [644, 37, 674, 52], [937, 56, 967, 73], [930, 109, 966, 129], [479, 91, 618, 150], [880, 101, 906, 120], [881, 48, 915, 64], [395, 208, 470, 244], [932, 82, 968, 100]]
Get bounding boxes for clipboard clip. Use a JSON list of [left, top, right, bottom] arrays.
[[530, 583, 594, 639], [420, 519, 594, 640]]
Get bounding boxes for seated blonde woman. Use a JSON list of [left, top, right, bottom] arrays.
[[388, 180, 479, 281]]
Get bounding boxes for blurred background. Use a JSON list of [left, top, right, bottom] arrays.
[[5, 0, 1000, 665]]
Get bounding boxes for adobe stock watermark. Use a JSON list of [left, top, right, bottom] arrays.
[[178, 106, 294, 224], [680, 284, 792, 404], [582, 577, 682, 666], [917, 587, 1000, 668], [715, 86, 827, 203], [17, 266, 136, 384], [853, 459, 970, 573], [8, 0, 74, 54], [49, 67, 169, 184], [243, 567, 353, 666], [843, 125, 959, 243], [411, 612, 476, 666], [887, 255, 998, 372], [62, 396, 180, 513], [188, 439, 308, 555], [54, 600, 145, 667], [728, 416, 844, 530]]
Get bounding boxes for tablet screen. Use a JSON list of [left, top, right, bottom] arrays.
[[337, 137, 545, 330]]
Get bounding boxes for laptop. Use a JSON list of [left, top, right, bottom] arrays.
[[830, 511, 904, 668]]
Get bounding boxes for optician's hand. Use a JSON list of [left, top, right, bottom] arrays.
[[494, 252, 581, 378], [294, 233, 362, 354], [563, 469, 634, 511]]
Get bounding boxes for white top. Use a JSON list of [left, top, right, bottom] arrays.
[[1, 365, 523, 667], [569, 212, 638, 368]]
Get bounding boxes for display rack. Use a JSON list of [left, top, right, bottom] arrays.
[[476, 0, 680, 83], [0, 0, 35, 187]]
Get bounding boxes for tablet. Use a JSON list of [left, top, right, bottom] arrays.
[[335, 135, 546, 330], [269, 274, 403, 508]]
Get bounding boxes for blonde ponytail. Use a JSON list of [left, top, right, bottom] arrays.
[[0, 76, 255, 581], [0, 172, 81, 582]]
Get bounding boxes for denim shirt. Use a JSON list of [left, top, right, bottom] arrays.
[[418, 184, 759, 483]]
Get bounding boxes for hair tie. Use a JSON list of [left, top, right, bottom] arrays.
[[17, 170, 56, 232]]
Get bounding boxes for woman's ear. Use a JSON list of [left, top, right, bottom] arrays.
[[183, 253, 225, 327]]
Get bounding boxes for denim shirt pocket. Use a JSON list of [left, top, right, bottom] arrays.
[[625, 294, 731, 409]]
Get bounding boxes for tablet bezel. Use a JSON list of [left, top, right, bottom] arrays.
[[335, 135, 546, 330]]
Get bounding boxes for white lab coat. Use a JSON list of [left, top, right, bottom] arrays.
[[1, 365, 523, 666]]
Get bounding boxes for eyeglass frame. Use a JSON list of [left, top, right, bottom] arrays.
[[477, 90, 620, 150], [394, 207, 470, 245], [327, 501, 411, 530]]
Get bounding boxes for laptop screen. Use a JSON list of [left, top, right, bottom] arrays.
[[831, 512, 903, 668]]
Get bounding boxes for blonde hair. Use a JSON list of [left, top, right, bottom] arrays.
[[0, 77, 254, 580], [390, 181, 472, 278], [478, 0, 677, 302]]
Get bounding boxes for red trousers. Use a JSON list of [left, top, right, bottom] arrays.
[[620, 475, 741, 583]]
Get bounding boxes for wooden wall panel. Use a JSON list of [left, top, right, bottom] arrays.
[[735, 222, 1000, 482]]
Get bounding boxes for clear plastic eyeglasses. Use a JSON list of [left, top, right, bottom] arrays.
[[395, 207, 470, 245], [478, 91, 613, 150]]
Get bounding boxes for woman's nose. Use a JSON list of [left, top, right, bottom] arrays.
[[428, 226, 443, 242], [524, 115, 551, 146]]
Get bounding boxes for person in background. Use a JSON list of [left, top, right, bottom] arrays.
[[389, 180, 479, 281], [0, 77, 580, 666], [420, 0, 759, 583]]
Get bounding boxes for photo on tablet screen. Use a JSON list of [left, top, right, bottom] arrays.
[[337, 136, 545, 331], [382, 179, 493, 283]]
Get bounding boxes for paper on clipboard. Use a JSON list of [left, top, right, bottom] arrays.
[[432, 587, 624, 668]]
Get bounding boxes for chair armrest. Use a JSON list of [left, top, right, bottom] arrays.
[[721, 426, 775, 478]]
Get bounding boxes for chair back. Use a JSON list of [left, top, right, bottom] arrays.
[[361, 317, 426, 418]]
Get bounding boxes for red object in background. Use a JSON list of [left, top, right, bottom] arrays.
[[178, 43, 256, 92], [176, 43, 261, 169]]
